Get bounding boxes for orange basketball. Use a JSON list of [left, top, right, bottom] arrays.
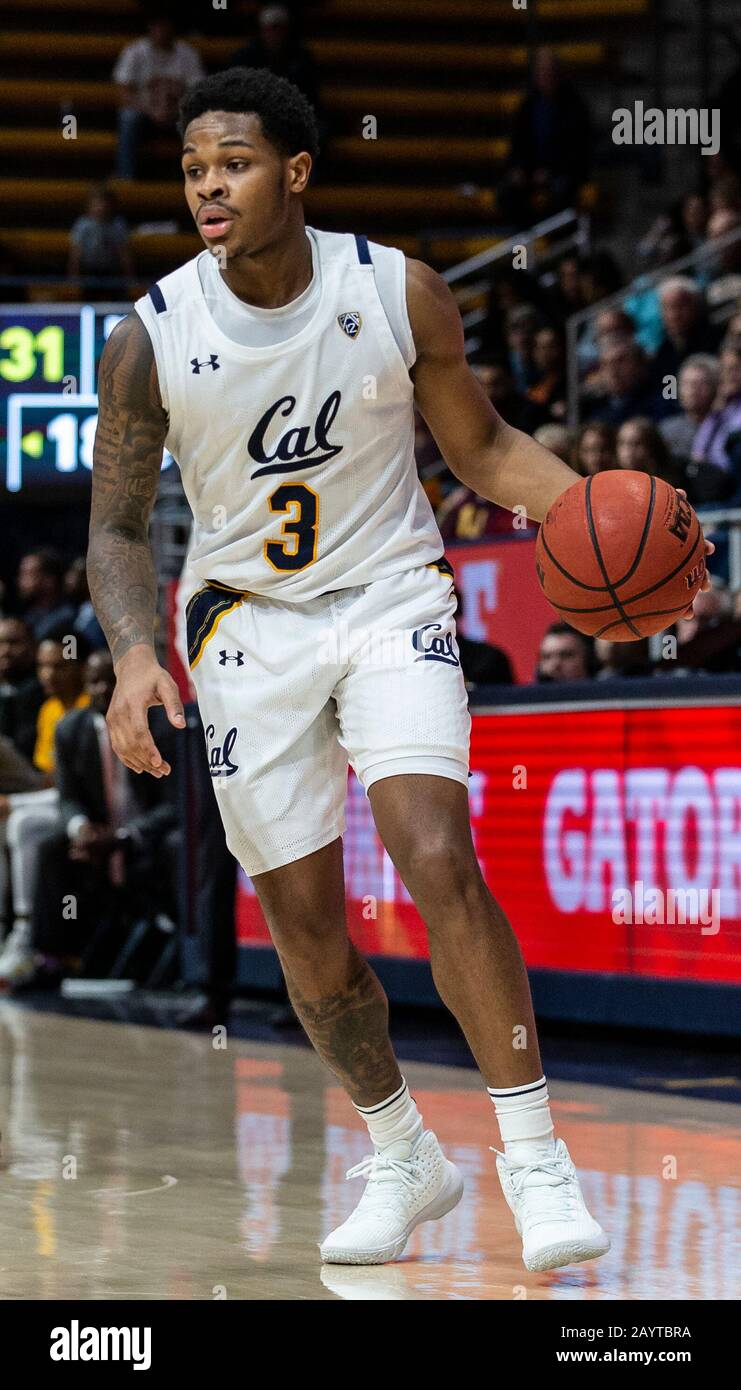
[[534, 470, 706, 640]]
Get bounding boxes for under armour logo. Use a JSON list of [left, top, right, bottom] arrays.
[[218, 650, 244, 666], [191, 354, 220, 374], [337, 311, 362, 339]]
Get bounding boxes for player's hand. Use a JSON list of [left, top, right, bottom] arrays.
[[107, 644, 186, 776], [677, 487, 714, 617]]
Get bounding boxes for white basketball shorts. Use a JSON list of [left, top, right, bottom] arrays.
[[185, 559, 471, 876]]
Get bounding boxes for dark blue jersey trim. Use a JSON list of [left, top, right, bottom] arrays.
[[148, 283, 167, 313], [354, 233, 372, 265]]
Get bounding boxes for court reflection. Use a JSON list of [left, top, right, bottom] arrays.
[[0, 1003, 738, 1301]]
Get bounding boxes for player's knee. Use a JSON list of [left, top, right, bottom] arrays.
[[263, 908, 348, 960], [403, 836, 485, 914]]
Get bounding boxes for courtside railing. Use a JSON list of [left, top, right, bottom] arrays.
[[444, 207, 591, 354]]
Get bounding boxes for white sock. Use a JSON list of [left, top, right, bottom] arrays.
[[487, 1076, 555, 1165], [354, 1078, 423, 1152]]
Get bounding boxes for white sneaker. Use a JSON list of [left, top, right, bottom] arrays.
[[319, 1129, 464, 1265], [0, 920, 35, 987], [495, 1138, 610, 1272]]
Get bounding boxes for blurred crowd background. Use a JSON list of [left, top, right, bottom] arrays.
[[1, 0, 741, 1003]]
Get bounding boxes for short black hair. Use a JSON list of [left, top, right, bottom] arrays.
[[178, 67, 320, 160]]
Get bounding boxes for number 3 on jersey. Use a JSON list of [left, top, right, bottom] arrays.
[[264, 483, 319, 571]]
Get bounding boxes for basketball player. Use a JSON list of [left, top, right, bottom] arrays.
[[88, 68, 711, 1269]]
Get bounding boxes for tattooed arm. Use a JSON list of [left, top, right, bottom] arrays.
[[88, 313, 185, 776]]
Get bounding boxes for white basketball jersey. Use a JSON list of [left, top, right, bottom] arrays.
[[135, 229, 443, 599]]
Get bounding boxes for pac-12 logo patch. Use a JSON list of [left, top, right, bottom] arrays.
[[337, 311, 362, 339], [412, 624, 460, 667]]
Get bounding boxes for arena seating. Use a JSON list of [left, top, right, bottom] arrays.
[[0, 0, 650, 297]]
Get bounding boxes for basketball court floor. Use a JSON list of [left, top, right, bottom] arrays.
[[0, 1001, 739, 1301]]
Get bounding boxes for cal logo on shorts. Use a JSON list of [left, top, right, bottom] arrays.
[[412, 623, 460, 667]]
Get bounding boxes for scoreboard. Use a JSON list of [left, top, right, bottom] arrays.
[[0, 304, 172, 497]]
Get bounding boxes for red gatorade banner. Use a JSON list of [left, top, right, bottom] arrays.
[[237, 701, 741, 984]]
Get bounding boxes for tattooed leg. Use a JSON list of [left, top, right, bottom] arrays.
[[253, 838, 402, 1106]]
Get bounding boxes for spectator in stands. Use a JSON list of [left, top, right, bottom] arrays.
[[587, 335, 675, 426], [706, 209, 741, 314], [67, 186, 133, 301], [501, 48, 592, 225], [682, 192, 709, 249], [536, 623, 595, 682], [474, 358, 548, 435], [505, 305, 540, 393], [230, 5, 318, 109], [114, 13, 205, 179], [615, 417, 684, 488], [0, 631, 90, 983], [638, 194, 708, 271], [453, 589, 513, 688], [724, 311, 741, 349], [691, 343, 741, 485], [481, 269, 553, 361], [550, 252, 583, 320], [4, 651, 179, 990], [652, 278, 722, 384], [533, 424, 572, 462], [0, 618, 43, 763], [709, 173, 741, 216], [33, 630, 91, 778], [579, 307, 636, 383], [64, 556, 107, 650], [638, 204, 689, 270], [436, 360, 547, 541], [16, 548, 76, 642], [527, 326, 566, 419], [594, 637, 653, 679], [670, 585, 741, 675], [579, 251, 624, 309], [437, 482, 516, 542], [573, 421, 616, 476], [660, 354, 719, 464]]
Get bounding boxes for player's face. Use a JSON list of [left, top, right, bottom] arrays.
[[181, 111, 311, 261]]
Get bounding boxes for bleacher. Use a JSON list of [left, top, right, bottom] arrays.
[[0, 0, 652, 299]]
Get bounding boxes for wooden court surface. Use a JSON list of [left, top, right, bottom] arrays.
[[0, 1002, 738, 1301]]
